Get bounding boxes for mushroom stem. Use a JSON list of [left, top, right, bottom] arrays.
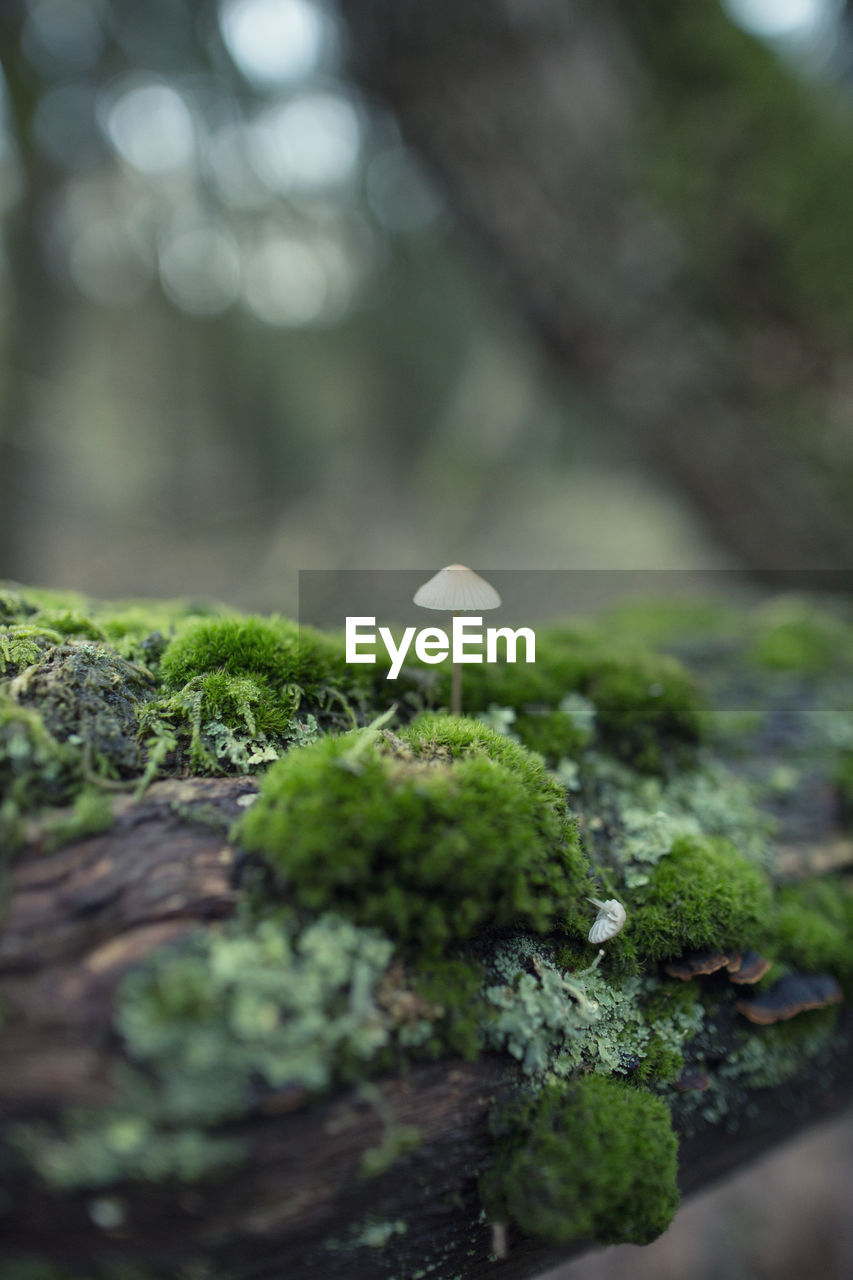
[[451, 610, 462, 715]]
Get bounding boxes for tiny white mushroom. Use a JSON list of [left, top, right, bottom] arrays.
[[412, 564, 501, 715], [413, 563, 502, 613], [587, 896, 627, 944]]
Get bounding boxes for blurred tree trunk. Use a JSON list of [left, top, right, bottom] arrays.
[[0, 7, 67, 584], [340, 0, 853, 581]]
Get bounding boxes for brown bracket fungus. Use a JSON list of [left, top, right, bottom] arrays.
[[727, 950, 773, 985], [736, 973, 843, 1025], [664, 950, 734, 981], [673, 1069, 712, 1093], [412, 564, 501, 715]]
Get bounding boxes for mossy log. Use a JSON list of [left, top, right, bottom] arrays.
[[3, 585, 853, 1278], [1, 776, 851, 1280], [338, 0, 853, 577]]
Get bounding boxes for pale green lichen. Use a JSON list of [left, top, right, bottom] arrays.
[[483, 937, 704, 1085], [579, 754, 775, 889], [12, 913, 407, 1189], [672, 1007, 839, 1134], [327, 1217, 408, 1252], [357, 1082, 423, 1178]]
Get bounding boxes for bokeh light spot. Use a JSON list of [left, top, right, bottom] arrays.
[[722, 0, 839, 39], [248, 91, 361, 194], [219, 0, 324, 87], [243, 236, 327, 325], [103, 79, 195, 176], [159, 224, 241, 316]]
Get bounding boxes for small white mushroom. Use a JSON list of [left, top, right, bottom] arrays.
[[587, 896, 627, 944], [413, 563, 501, 613], [413, 564, 501, 715]]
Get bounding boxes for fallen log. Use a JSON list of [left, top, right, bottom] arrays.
[[2, 587, 853, 1279]]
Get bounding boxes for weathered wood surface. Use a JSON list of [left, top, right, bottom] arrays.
[[1, 776, 852, 1279]]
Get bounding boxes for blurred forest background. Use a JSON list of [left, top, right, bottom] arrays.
[[2, 3, 853, 1278], [5, 0, 853, 613]]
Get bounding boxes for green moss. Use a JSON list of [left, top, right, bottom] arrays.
[[577, 755, 774, 895], [635, 980, 706, 1085], [0, 584, 39, 623], [9, 642, 155, 780], [141, 671, 297, 774], [774, 878, 853, 994], [159, 616, 297, 686], [30, 611, 108, 643], [0, 625, 64, 676], [602, 597, 742, 647], [159, 616, 363, 708], [480, 1076, 679, 1246], [628, 835, 773, 962], [748, 599, 853, 673], [237, 731, 589, 956], [432, 627, 705, 772], [41, 788, 115, 852], [0, 696, 80, 817], [402, 712, 562, 796], [411, 956, 487, 1059], [511, 708, 590, 763]]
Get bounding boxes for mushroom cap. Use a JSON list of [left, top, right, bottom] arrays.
[[412, 564, 501, 612]]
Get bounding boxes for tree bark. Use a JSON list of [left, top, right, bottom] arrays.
[[1, 775, 852, 1279], [337, 0, 853, 581]]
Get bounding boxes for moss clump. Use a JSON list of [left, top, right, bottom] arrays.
[[9, 643, 155, 779], [0, 696, 80, 815], [480, 1076, 679, 1246], [748, 599, 853, 673], [237, 731, 588, 956], [0, 625, 64, 677], [511, 706, 591, 763], [0, 585, 38, 622], [141, 671, 298, 774], [159, 616, 359, 706], [159, 616, 298, 687], [628, 835, 773, 962], [410, 956, 487, 1060], [774, 878, 853, 994], [402, 712, 560, 794], [431, 627, 705, 772]]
